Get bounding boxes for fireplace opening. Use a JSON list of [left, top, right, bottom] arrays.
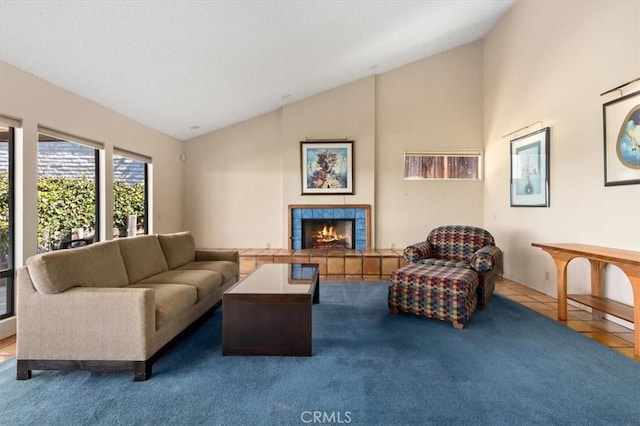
[[302, 219, 354, 249]]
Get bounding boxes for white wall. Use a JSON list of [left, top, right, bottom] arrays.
[[483, 0, 640, 312]]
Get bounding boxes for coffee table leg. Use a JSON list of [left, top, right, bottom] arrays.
[[313, 275, 320, 304]]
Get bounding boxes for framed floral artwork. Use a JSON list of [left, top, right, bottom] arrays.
[[510, 127, 550, 207], [300, 141, 353, 195], [603, 90, 640, 186]]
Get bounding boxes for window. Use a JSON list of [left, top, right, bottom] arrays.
[[403, 150, 483, 180], [37, 128, 101, 251], [113, 149, 150, 238], [0, 123, 15, 319]]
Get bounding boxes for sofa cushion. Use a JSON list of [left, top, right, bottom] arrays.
[[158, 231, 196, 270], [26, 240, 129, 294], [137, 270, 223, 301], [177, 261, 239, 283], [126, 283, 197, 330], [117, 235, 168, 283]]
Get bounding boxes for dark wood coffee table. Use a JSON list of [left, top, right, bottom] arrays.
[[222, 263, 319, 356]]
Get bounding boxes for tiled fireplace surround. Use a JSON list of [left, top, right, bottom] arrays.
[[238, 204, 408, 280]]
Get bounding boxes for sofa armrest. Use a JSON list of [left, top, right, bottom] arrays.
[[17, 270, 155, 361], [470, 246, 502, 273], [404, 241, 433, 263], [195, 249, 239, 264]]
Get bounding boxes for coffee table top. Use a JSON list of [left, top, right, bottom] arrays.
[[226, 263, 318, 295]]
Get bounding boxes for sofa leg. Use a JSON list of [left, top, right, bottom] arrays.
[[389, 307, 400, 315], [133, 361, 152, 381], [16, 360, 32, 380], [453, 322, 464, 330]]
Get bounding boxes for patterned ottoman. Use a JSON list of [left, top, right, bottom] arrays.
[[388, 264, 479, 329]]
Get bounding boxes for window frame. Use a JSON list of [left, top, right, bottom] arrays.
[[143, 163, 149, 234], [113, 148, 151, 237], [0, 126, 15, 320], [37, 130, 102, 251], [403, 149, 484, 181]]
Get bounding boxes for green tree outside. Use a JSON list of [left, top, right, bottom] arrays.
[[36, 176, 145, 251], [113, 180, 146, 235], [38, 176, 96, 250], [0, 174, 145, 254]]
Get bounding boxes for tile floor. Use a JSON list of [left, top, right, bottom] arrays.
[[494, 276, 638, 361], [0, 334, 15, 363], [0, 276, 637, 363]]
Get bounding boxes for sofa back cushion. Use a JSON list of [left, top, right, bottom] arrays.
[[117, 235, 168, 283], [427, 225, 496, 262], [158, 231, 196, 270], [26, 240, 129, 294]]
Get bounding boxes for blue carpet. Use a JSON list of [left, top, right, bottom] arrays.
[[2, 281, 640, 425]]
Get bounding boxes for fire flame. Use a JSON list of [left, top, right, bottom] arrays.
[[314, 225, 351, 247]]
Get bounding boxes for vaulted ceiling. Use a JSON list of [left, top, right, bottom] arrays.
[[0, 1, 515, 140]]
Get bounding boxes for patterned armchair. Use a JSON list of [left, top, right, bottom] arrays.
[[404, 225, 502, 308]]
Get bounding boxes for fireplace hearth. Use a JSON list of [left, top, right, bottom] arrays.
[[289, 204, 371, 251]]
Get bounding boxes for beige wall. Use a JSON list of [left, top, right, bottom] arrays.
[[184, 45, 486, 250], [375, 41, 485, 247], [185, 0, 639, 320], [183, 110, 283, 248], [4, 0, 635, 336], [0, 61, 185, 263], [281, 77, 376, 244], [484, 0, 640, 313], [184, 76, 377, 248], [0, 61, 186, 337]]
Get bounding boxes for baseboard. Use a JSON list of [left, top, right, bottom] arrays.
[[0, 316, 16, 339]]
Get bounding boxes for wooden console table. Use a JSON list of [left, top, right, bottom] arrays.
[[532, 243, 640, 357]]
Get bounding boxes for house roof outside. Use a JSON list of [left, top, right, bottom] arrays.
[[0, 141, 144, 184]]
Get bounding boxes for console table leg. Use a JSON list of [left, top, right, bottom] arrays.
[[617, 264, 640, 358], [629, 276, 640, 358], [554, 259, 569, 321], [590, 260, 606, 320]]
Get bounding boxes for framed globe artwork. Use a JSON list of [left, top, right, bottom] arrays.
[[603, 90, 640, 186]]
